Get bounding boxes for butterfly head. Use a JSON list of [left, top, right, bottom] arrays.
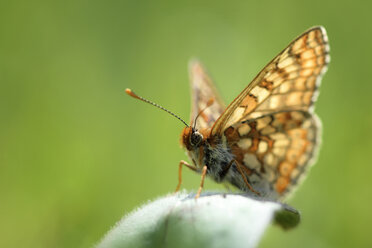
[[181, 127, 204, 151]]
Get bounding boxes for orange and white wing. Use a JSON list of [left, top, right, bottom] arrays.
[[224, 110, 320, 200], [189, 59, 225, 130], [211, 26, 329, 136]]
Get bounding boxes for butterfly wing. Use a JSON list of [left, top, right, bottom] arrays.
[[218, 26, 329, 200], [211, 26, 329, 136], [224, 111, 320, 200], [189, 59, 225, 129]]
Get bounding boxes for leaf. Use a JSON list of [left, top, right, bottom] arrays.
[[97, 191, 300, 248]]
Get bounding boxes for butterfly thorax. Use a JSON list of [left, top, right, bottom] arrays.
[[181, 127, 234, 182]]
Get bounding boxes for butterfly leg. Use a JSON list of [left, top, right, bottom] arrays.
[[195, 165, 208, 199], [175, 160, 197, 192], [234, 160, 260, 196]]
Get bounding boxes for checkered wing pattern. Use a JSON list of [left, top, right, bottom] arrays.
[[216, 26, 329, 199], [211, 26, 329, 136], [224, 111, 320, 199]]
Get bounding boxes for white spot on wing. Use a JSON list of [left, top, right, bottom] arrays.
[[250, 86, 270, 102], [237, 138, 252, 150], [238, 124, 251, 136], [243, 153, 260, 170], [258, 141, 268, 153]]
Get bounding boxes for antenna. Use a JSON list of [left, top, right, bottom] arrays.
[[125, 88, 189, 127]]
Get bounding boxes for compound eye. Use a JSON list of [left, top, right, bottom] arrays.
[[190, 131, 203, 147]]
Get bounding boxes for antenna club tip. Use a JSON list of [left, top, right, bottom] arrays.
[[125, 88, 140, 99]]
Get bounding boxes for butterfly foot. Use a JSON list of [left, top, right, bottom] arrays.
[[195, 187, 202, 199]]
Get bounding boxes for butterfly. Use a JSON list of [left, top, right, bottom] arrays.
[[126, 26, 330, 200]]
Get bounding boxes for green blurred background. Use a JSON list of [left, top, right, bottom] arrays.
[[1, 0, 372, 247]]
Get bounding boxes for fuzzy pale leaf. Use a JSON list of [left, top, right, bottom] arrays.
[[97, 191, 299, 248]]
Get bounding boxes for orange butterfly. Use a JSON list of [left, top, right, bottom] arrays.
[[126, 26, 330, 200]]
